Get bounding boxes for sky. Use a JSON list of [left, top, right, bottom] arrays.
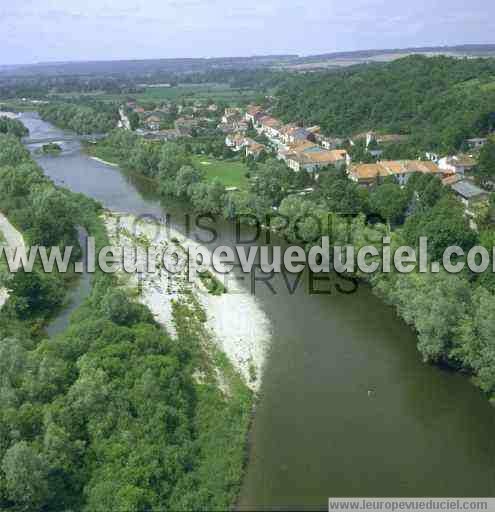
[[1, 0, 495, 65]]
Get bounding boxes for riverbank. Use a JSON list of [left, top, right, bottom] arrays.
[[0, 212, 26, 309], [90, 156, 119, 167], [104, 211, 270, 391]]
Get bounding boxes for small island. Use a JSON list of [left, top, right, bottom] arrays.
[[41, 142, 62, 154]]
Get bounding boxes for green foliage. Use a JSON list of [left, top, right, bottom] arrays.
[[2, 441, 49, 510], [403, 195, 478, 260], [39, 103, 117, 134], [477, 139, 495, 186], [0, 124, 252, 512], [0, 117, 29, 138], [275, 55, 495, 152], [369, 182, 409, 227], [41, 143, 62, 154]]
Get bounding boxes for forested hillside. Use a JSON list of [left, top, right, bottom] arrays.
[[274, 55, 495, 152]]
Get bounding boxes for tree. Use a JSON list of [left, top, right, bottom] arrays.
[[369, 182, 409, 229], [158, 143, 191, 184], [316, 170, 368, 214], [454, 287, 495, 395], [249, 159, 294, 206], [175, 165, 204, 198], [2, 441, 50, 510], [406, 173, 446, 211], [403, 195, 478, 260], [477, 139, 495, 187], [190, 179, 226, 214], [128, 111, 140, 131]]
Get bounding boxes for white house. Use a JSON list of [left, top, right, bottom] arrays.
[[438, 155, 477, 176]]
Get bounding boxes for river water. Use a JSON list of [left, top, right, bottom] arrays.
[[21, 112, 495, 509]]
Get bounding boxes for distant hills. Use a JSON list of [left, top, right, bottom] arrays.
[[280, 44, 495, 70], [0, 55, 297, 77], [2, 44, 495, 77]]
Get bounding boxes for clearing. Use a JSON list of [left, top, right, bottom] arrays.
[[192, 156, 249, 189]]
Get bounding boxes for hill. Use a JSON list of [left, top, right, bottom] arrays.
[[274, 55, 495, 152]]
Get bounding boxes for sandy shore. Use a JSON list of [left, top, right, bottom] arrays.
[[0, 212, 26, 309], [90, 156, 119, 167], [0, 112, 19, 120], [104, 211, 270, 391]]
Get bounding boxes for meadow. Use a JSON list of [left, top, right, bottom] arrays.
[[191, 155, 249, 189]]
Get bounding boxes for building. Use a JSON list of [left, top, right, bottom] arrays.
[[286, 149, 349, 173], [349, 160, 442, 186], [450, 179, 489, 217], [245, 141, 267, 159], [222, 107, 243, 124], [258, 116, 283, 139], [466, 138, 488, 149], [145, 115, 162, 131], [174, 116, 198, 136], [316, 135, 345, 150], [225, 133, 248, 152], [438, 154, 477, 176], [245, 105, 264, 124], [281, 126, 312, 145]]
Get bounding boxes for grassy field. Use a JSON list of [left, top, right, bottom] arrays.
[[192, 155, 249, 189], [50, 83, 262, 106]]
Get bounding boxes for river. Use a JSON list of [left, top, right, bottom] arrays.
[[21, 112, 495, 509]]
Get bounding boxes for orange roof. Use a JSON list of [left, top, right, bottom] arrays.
[[260, 116, 282, 129], [350, 160, 441, 180], [287, 140, 319, 153]]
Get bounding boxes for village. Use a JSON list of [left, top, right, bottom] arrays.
[[120, 97, 492, 221]]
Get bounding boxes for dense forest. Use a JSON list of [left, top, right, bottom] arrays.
[[0, 132, 252, 511], [274, 55, 495, 152], [39, 103, 117, 134]]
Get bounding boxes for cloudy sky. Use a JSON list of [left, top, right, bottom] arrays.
[[1, 0, 494, 65]]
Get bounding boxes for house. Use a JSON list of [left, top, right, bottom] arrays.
[[349, 160, 442, 186], [466, 138, 488, 149], [245, 141, 267, 159], [225, 133, 248, 152], [284, 126, 312, 144], [286, 149, 349, 173], [245, 105, 264, 124], [258, 116, 283, 139], [145, 115, 162, 131], [222, 108, 243, 124], [306, 126, 321, 137], [143, 129, 181, 141], [450, 179, 489, 217], [438, 154, 477, 176], [207, 103, 218, 112], [425, 151, 441, 163], [316, 135, 345, 150], [174, 116, 198, 136]]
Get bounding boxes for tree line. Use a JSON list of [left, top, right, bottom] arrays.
[[39, 103, 117, 135]]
